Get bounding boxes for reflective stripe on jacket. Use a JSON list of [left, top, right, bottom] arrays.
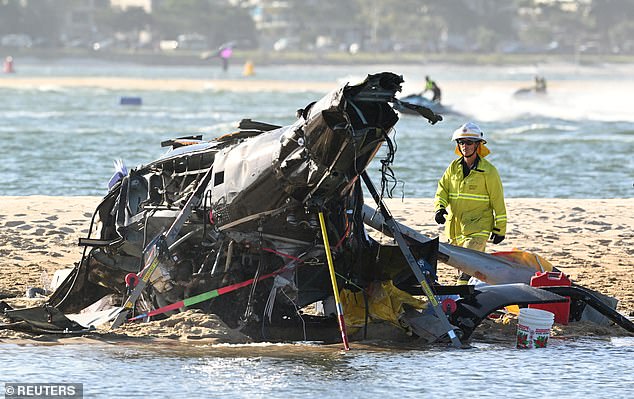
[[434, 156, 507, 244]]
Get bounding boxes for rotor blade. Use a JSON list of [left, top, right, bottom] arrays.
[[393, 98, 443, 124]]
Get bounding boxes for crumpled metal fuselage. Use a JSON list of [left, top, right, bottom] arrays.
[[37, 72, 574, 343], [48, 73, 411, 338]]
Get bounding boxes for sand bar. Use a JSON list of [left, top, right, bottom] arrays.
[[0, 77, 338, 92], [1, 196, 632, 317], [1, 77, 632, 93]]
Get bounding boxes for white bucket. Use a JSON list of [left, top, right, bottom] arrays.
[[516, 308, 554, 349]]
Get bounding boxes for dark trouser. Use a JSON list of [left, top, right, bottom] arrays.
[[452, 236, 487, 285], [432, 88, 441, 102]]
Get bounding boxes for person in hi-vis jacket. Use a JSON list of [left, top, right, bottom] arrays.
[[434, 122, 507, 285]]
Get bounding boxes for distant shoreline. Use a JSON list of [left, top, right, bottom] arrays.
[[0, 76, 339, 92], [1, 77, 630, 94], [4, 47, 634, 67]]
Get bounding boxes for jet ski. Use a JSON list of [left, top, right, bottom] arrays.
[[514, 77, 547, 98], [513, 87, 547, 98]]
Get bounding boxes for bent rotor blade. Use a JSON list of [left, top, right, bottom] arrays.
[[393, 98, 443, 124]]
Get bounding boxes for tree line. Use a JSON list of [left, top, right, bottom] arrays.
[[1, 0, 633, 54]]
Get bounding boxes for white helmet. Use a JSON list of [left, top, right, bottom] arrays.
[[451, 122, 486, 143]]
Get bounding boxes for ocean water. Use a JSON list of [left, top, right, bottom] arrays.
[[1, 61, 634, 398], [1, 61, 633, 198], [1, 338, 633, 398]]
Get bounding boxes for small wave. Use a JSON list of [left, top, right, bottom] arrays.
[[501, 123, 577, 135], [36, 85, 69, 93], [1, 110, 66, 119]]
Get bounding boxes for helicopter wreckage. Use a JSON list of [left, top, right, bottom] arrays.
[[2, 72, 632, 346]]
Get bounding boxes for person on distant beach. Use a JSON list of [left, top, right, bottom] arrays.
[[423, 75, 441, 103], [218, 43, 233, 71], [3, 56, 15, 73], [534, 75, 547, 93], [434, 122, 507, 285]]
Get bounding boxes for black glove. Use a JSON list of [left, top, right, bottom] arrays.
[[491, 233, 505, 244], [434, 208, 448, 224]]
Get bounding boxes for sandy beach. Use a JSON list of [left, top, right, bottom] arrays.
[[1, 76, 633, 94], [1, 196, 632, 342], [0, 77, 338, 92]]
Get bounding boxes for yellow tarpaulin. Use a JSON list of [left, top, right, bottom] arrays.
[[493, 249, 554, 272], [340, 280, 426, 330]]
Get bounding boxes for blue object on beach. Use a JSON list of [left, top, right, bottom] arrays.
[[120, 96, 142, 105]]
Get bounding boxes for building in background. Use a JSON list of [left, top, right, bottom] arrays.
[[110, 0, 153, 13]]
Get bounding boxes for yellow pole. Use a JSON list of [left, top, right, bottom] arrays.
[[318, 211, 350, 351]]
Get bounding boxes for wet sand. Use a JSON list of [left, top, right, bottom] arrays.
[[0, 77, 337, 92], [1, 196, 632, 343]]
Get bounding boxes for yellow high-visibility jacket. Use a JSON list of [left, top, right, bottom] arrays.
[[434, 156, 507, 245]]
